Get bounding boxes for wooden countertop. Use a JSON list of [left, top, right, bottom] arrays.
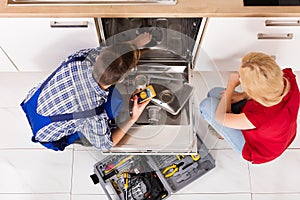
[[1, 0, 300, 17]]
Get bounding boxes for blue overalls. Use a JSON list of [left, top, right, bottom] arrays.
[[20, 55, 123, 151]]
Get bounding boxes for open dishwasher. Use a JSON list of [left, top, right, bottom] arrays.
[[97, 18, 207, 154]]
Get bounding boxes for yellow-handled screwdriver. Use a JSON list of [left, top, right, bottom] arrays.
[[123, 172, 129, 200]]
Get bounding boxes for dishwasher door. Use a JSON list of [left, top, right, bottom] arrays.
[[102, 61, 198, 155]]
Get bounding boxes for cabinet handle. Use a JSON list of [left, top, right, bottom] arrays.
[[265, 20, 300, 26], [50, 21, 89, 28], [257, 33, 293, 40]]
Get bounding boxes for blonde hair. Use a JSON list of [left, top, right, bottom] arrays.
[[239, 52, 290, 107]]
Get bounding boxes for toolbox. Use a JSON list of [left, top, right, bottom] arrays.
[[90, 134, 215, 200]]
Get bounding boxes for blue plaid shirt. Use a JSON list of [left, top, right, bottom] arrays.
[[24, 47, 113, 150]]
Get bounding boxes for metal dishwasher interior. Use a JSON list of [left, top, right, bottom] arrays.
[[97, 18, 206, 154]]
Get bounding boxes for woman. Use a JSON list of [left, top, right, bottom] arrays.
[[200, 52, 299, 164]]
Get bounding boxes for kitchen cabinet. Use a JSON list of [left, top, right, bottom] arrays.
[[0, 18, 99, 72], [0, 46, 18, 72], [196, 17, 300, 71]]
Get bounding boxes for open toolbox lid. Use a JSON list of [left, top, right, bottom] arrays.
[[149, 134, 215, 193], [91, 134, 215, 200]]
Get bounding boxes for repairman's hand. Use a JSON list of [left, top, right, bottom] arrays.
[[130, 96, 150, 122], [132, 32, 152, 48]]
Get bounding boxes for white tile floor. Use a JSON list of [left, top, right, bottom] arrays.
[[0, 70, 300, 200]]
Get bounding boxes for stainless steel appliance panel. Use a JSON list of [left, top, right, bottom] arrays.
[[99, 18, 203, 60], [97, 18, 205, 154]]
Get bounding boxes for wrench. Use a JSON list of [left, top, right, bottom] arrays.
[[176, 172, 191, 183], [174, 162, 199, 177]]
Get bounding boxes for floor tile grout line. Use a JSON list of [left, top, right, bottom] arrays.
[[70, 147, 75, 200], [70, 192, 251, 196], [171, 192, 251, 194], [1, 147, 300, 152], [251, 192, 300, 194], [0, 192, 69, 194], [0, 106, 23, 108], [247, 162, 253, 200], [1, 192, 300, 196], [71, 194, 108, 197], [0, 148, 74, 151], [70, 147, 300, 151], [69, 191, 286, 196], [2, 147, 299, 152]]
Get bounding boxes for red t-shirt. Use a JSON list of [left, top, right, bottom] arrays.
[[242, 68, 299, 164]]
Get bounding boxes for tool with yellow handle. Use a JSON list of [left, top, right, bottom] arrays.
[[176, 155, 185, 160], [104, 155, 134, 174], [123, 172, 129, 200], [191, 154, 201, 161], [162, 162, 184, 178], [123, 172, 129, 189]]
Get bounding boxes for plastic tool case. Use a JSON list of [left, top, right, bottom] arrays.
[[91, 134, 215, 200]]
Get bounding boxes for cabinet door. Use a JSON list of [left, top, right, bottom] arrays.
[[0, 18, 99, 72], [196, 17, 300, 71], [0, 46, 17, 72]]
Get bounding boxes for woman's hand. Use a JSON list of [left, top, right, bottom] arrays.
[[220, 91, 246, 104], [231, 91, 248, 103], [132, 32, 152, 48], [130, 96, 150, 122], [227, 72, 240, 88]]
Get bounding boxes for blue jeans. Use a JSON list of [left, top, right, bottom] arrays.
[[199, 87, 245, 155]]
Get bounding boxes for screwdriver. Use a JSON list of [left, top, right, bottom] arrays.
[[123, 172, 129, 200]]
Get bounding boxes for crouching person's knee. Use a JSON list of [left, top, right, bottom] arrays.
[[200, 98, 212, 121]]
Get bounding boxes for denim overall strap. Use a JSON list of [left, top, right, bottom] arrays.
[[102, 86, 123, 120], [20, 56, 88, 132], [20, 55, 93, 151], [21, 55, 123, 151]]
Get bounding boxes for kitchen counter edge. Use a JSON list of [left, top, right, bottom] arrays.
[[2, 0, 300, 17]]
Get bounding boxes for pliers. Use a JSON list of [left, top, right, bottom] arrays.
[[191, 154, 201, 161], [176, 155, 185, 160], [162, 162, 184, 178]]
